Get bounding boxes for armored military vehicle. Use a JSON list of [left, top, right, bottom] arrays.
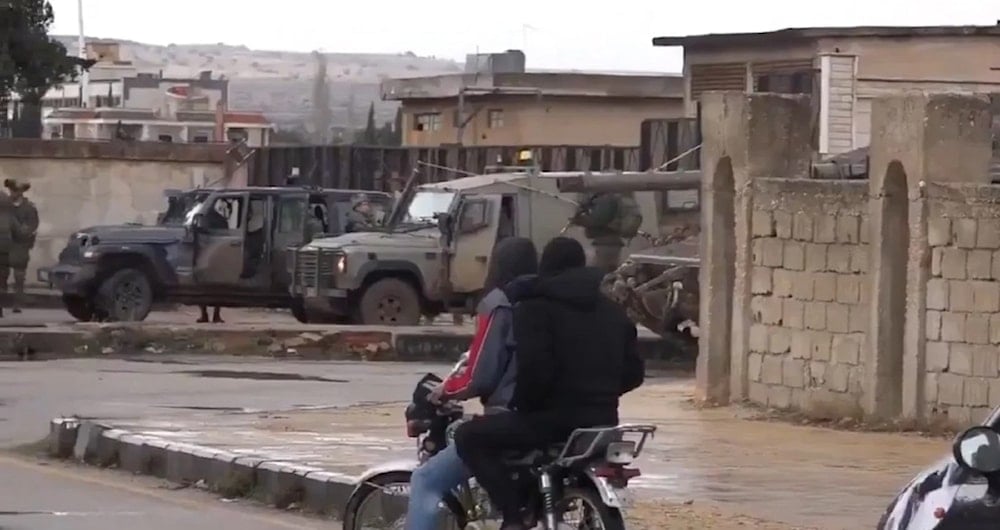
[[287, 168, 660, 326], [40, 186, 392, 322]]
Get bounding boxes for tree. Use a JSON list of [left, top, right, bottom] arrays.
[[309, 50, 332, 144], [355, 102, 378, 145], [1, 0, 90, 137]]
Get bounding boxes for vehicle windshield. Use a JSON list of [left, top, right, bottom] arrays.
[[159, 192, 210, 225], [401, 191, 455, 224]]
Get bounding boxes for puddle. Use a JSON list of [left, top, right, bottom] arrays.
[[157, 405, 246, 412], [0, 510, 144, 516], [124, 358, 196, 366], [178, 369, 348, 383]]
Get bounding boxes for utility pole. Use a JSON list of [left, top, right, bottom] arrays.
[[77, 0, 89, 108]]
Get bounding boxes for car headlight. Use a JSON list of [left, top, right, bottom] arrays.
[[82, 248, 98, 259], [335, 254, 346, 274]]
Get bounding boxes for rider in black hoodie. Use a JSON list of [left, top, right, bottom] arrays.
[[454, 237, 644, 530]]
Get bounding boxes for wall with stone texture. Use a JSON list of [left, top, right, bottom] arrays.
[[683, 91, 999, 424], [0, 140, 233, 286], [923, 183, 1000, 425], [746, 178, 871, 412]]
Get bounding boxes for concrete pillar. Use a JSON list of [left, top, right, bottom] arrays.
[[697, 92, 813, 404], [866, 93, 993, 420]]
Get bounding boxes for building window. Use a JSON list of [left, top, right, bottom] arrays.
[[227, 128, 248, 143], [754, 70, 813, 95], [414, 113, 441, 132], [116, 124, 141, 140], [193, 136, 209, 143], [488, 109, 504, 128], [158, 134, 173, 142], [61, 124, 76, 139]]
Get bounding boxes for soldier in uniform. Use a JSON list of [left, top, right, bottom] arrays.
[[3, 180, 38, 313], [572, 193, 628, 274], [0, 185, 13, 317], [344, 193, 376, 232], [198, 305, 223, 324]]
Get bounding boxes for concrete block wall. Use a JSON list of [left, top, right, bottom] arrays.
[[923, 184, 1000, 425], [0, 140, 232, 285], [746, 179, 870, 412], [699, 91, 999, 425]]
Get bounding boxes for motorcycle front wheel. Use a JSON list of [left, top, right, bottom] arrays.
[[341, 471, 467, 530], [557, 486, 626, 530]]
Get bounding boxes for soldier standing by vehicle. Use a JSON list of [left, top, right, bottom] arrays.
[[571, 192, 642, 274], [198, 305, 223, 323], [0, 184, 14, 317], [345, 193, 376, 232], [3, 180, 37, 313]]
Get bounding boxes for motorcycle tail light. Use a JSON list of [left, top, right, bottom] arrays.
[[593, 464, 641, 487], [406, 420, 428, 438], [934, 507, 946, 519]]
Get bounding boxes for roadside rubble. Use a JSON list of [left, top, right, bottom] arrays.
[[0, 322, 687, 367]]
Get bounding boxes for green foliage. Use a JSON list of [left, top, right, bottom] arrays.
[[1, 0, 88, 136], [310, 50, 333, 143], [352, 103, 402, 147]]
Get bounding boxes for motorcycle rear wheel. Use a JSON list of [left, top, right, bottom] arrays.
[[341, 471, 467, 530], [557, 486, 626, 530]]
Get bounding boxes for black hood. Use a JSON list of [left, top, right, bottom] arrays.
[[503, 273, 538, 304], [530, 267, 606, 309]]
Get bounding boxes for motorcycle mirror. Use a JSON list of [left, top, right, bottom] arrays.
[[953, 425, 1000, 474]]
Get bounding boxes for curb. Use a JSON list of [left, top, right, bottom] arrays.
[[48, 417, 359, 518], [0, 326, 695, 369], [15, 289, 180, 311]]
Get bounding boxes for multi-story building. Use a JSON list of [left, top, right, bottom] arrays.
[[653, 25, 1000, 155], [381, 50, 685, 147], [8, 41, 272, 146]]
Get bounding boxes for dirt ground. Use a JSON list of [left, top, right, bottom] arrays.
[[627, 500, 816, 530]]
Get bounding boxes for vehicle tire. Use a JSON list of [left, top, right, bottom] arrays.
[[290, 298, 309, 324], [96, 268, 154, 322], [341, 471, 466, 530], [357, 278, 421, 326], [290, 299, 351, 324], [558, 486, 626, 530], [62, 295, 95, 322]]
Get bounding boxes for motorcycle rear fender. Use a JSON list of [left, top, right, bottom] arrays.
[[354, 458, 422, 486], [581, 468, 629, 509]]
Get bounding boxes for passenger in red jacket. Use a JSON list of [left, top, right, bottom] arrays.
[[406, 237, 538, 530]]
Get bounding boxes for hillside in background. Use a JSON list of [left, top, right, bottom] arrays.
[[53, 36, 463, 135]]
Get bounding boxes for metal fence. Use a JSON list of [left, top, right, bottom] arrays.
[[247, 144, 645, 189]]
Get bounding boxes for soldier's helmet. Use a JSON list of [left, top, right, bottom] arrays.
[[3, 179, 29, 192]]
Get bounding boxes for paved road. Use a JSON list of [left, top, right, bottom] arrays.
[[0, 355, 448, 528], [0, 455, 328, 529], [0, 355, 447, 446]]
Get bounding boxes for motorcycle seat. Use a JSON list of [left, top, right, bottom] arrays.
[[501, 444, 565, 466], [498, 427, 624, 466]]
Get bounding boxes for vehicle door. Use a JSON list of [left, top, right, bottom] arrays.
[[193, 191, 248, 284], [447, 193, 503, 293], [271, 192, 310, 288]]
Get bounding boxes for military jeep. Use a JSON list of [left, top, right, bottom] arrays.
[[287, 170, 659, 326], [40, 186, 392, 322]]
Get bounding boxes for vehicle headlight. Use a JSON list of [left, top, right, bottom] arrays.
[[82, 248, 98, 259], [335, 254, 346, 274]]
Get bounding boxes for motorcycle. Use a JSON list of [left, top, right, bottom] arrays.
[[878, 423, 1000, 529], [342, 356, 656, 529]]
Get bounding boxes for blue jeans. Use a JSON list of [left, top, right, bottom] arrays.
[[405, 444, 468, 530]]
